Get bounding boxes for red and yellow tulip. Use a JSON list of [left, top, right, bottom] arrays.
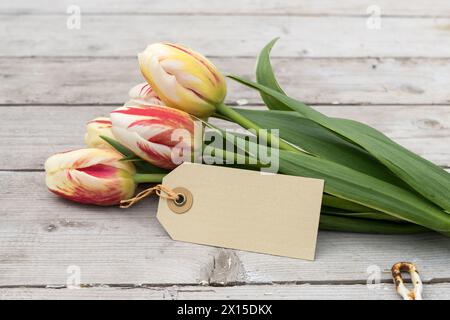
[[45, 148, 136, 206], [110, 105, 195, 169], [138, 43, 226, 119]]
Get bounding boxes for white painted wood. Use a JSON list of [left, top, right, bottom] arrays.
[[1, 283, 449, 300], [1, 0, 450, 300], [2, 0, 449, 16], [0, 105, 448, 170], [2, 16, 450, 57], [0, 171, 449, 286], [2, 57, 450, 105]]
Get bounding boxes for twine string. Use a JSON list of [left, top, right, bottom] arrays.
[[120, 184, 178, 209]]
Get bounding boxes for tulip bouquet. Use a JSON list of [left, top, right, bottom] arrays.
[[45, 39, 450, 237]]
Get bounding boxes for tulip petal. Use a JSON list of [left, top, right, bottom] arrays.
[[110, 105, 194, 169], [126, 82, 163, 106], [111, 126, 175, 169]]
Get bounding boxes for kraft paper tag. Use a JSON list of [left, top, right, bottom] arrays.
[[156, 163, 324, 260]]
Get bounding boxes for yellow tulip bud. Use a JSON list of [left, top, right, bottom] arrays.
[[84, 117, 115, 149], [138, 43, 227, 119]]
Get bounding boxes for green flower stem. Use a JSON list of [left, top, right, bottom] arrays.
[[216, 103, 300, 153], [133, 173, 166, 184]]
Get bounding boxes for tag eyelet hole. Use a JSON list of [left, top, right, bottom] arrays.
[[174, 193, 186, 206], [167, 187, 192, 214]]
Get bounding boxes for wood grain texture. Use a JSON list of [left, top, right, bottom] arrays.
[[2, 15, 450, 58], [2, 57, 450, 105], [1, 171, 449, 286], [2, 0, 449, 16], [1, 283, 449, 300], [0, 105, 448, 170], [2, 0, 450, 300]]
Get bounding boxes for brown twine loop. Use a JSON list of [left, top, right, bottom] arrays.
[[120, 184, 178, 209]]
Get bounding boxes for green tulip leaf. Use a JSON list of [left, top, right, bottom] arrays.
[[319, 215, 429, 234], [255, 37, 290, 110], [229, 75, 450, 213], [245, 39, 450, 211], [279, 150, 450, 236], [321, 207, 402, 222], [234, 108, 410, 188]]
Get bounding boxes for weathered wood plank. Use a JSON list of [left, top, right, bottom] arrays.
[[1, 283, 449, 300], [2, 16, 450, 57], [1, 171, 449, 286], [0, 105, 448, 170], [2, 0, 449, 16], [2, 57, 450, 105], [0, 170, 217, 286]]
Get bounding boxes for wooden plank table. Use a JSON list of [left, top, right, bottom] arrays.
[[1, 0, 449, 300]]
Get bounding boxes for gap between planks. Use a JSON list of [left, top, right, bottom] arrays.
[[3, 103, 450, 107], [2, 277, 450, 289], [3, 56, 450, 59], [2, 13, 450, 19], [2, 0, 450, 17], [1, 283, 449, 300]]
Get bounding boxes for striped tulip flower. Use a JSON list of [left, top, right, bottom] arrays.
[[125, 82, 164, 107], [84, 117, 115, 149], [45, 148, 136, 206], [110, 105, 194, 169], [138, 42, 227, 119]]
